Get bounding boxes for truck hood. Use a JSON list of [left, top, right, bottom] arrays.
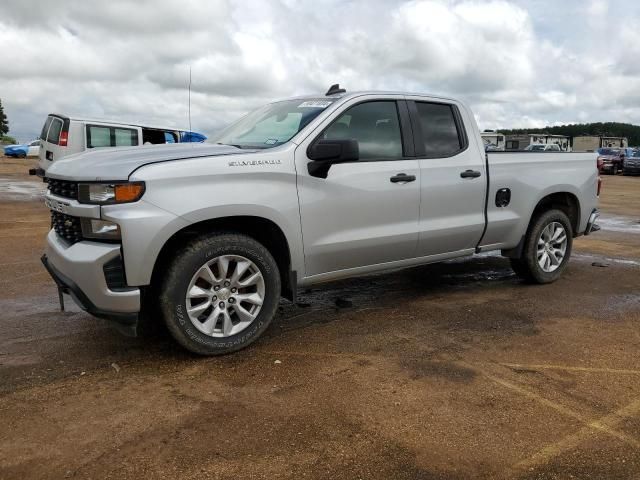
[[45, 143, 256, 181]]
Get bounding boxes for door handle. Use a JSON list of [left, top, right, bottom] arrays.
[[390, 173, 416, 183], [460, 169, 482, 179]]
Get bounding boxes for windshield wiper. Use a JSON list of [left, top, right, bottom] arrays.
[[216, 142, 243, 149]]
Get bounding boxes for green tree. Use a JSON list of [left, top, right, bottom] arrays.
[[0, 98, 8, 136]]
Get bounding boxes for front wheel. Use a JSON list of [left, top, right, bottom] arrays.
[[510, 209, 573, 284], [160, 233, 281, 355]]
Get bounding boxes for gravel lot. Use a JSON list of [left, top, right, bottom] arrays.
[[0, 156, 639, 479]]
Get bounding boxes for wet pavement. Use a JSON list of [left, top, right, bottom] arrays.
[[0, 158, 639, 479]]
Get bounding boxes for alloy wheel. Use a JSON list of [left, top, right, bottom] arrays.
[[536, 222, 568, 273], [185, 255, 265, 337]]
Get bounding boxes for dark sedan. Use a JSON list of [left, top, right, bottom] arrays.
[[623, 150, 640, 175]]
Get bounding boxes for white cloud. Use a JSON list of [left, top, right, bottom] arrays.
[[588, 0, 608, 17], [0, 0, 639, 142]]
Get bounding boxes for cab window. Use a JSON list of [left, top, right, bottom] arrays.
[[322, 101, 403, 160], [414, 102, 464, 157]]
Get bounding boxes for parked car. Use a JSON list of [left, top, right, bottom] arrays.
[[623, 149, 640, 175], [33, 114, 207, 176], [524, 144, 561, 152], [4, 140, 41, 158], [596, 147, 625, 175], [180, 131, 207, 143], [484, 144, 502, 152], [40, 86, 600, 355]]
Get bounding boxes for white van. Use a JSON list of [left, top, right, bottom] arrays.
[[35, 114, 199, 176]]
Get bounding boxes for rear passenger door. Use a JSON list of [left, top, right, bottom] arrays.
[[407, 98, 487, 257]]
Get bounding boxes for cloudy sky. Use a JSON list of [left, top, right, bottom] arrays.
[[0, 0, 637, 142]]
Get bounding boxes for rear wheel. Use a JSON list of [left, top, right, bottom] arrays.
[[510, 209, 573, 284], [17, 152, 26, 158], [160, 233, 281, 355]]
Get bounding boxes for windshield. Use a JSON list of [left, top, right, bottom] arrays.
[[598, 148, 620, 155], [210, 99, 336, 149], [527, 145, 546, 151]]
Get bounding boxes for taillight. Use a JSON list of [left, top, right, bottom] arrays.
[[59, 131, 68, 147], [596, 156, 604, 171], [597, 176, 602, 197]]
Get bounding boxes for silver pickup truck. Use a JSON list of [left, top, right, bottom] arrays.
[[41, 86, 601, 355]]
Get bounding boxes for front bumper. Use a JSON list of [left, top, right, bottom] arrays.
[[42, 230, 140, 335], [624, 166, 640, 175], [601, 163, 620, 173]]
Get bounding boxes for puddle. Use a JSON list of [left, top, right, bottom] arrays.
[[596, 214, 640, 234], [0, 178, 47, 201]]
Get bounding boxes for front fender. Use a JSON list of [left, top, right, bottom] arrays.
[[116, 154, 304, 286], [181, 203, 304, 275]]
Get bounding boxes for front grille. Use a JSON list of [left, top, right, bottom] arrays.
[[46, 178, 78, 200], [51, 211, 83, 244]]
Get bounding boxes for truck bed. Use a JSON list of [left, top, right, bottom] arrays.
[[480, 151, 599, 251]]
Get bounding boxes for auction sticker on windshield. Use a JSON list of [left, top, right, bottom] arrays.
[[298, 101, 333, 108]]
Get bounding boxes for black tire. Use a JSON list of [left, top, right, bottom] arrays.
[[159, 232, 281, 355], [511, 209, 573, 284], [17, 152, 26, 158]]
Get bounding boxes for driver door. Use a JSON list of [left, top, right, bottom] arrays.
[[295, 98, 421, 279]]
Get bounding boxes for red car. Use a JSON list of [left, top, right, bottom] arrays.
[[597, 147, 625, 175]]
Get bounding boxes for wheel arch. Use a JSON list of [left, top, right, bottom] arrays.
[[149, 216, 297, 302], [531, 191, 581, 236], [502, 190, 581, 259]]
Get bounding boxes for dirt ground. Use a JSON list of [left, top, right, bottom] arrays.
[[0, 157, 638, 479]]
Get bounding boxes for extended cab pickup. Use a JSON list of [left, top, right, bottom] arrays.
[[41, 87, 601, 355]]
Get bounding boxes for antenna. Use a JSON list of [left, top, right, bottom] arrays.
[[325, 83, 346, 96], [188, 66, 192, 138]]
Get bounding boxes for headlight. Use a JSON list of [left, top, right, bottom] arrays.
[[78, 182, 145, 204], [80, 218, 121, 241]]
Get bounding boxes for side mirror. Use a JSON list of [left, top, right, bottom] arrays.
[[307, 139, 359, 178]]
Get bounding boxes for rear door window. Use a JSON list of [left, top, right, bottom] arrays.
[[40, 117, 53, 141], [114, 128, 138, 146], [87, 126, 111, 148], [47, 118, 63, 145], [88, 125, 138, 148], [414, 102, 464, 157]]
